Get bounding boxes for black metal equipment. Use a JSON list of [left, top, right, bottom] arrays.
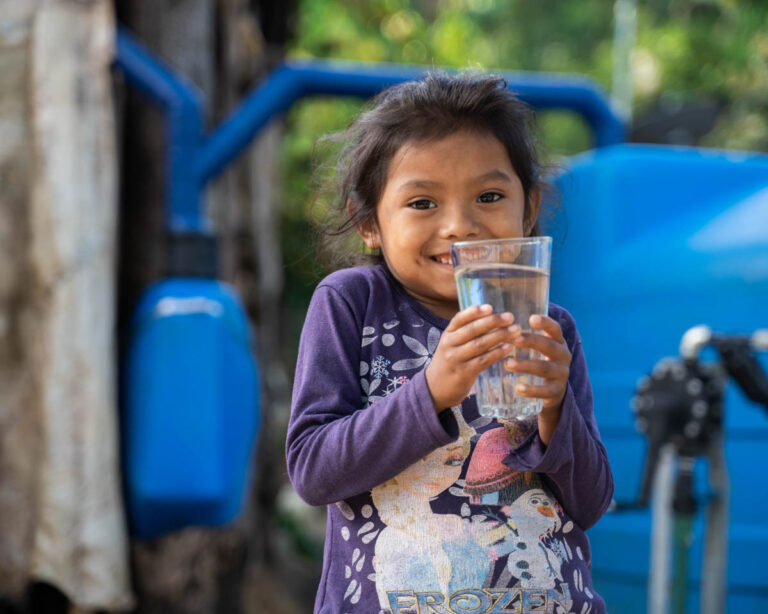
[[616, 325, 768, 614]]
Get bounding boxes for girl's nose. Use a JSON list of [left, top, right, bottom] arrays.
[[440, 204, 480, 240]]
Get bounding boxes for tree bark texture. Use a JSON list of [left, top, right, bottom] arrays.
[[0, 0, 133, 611]]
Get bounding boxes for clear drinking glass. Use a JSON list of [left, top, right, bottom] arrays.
[[451, 236, 552, 419]]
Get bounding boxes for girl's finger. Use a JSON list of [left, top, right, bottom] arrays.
[[466, 341, 516, 370], [529, 315, 565, 343], [513, 332, 571, 363], [504, 358, 569, 380], [450, 311, 518, 346], [514, 381, 565, 399], [445, 304, 495, 332], [454, 326, 521, 361]]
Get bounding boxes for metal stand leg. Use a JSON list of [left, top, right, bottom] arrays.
[[672, 457, 696, 614], [648, 439, 729, 614], [700, 436, 729, 614], [649, 444, 677, 614]]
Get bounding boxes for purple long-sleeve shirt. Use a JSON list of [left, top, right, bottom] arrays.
[[287, 264, 613, 614]]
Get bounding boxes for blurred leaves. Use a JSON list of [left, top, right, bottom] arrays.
[[278, 0, 768, 336]]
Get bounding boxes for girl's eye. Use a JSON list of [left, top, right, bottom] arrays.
[[408, 199, 436, 210], [478, 192, 503, 203]]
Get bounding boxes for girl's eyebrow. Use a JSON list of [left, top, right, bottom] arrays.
[[396, 169, 514, 193], [396, 178, 441, 192], [473, 169, 515, 184]]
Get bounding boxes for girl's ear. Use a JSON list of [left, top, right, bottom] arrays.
[[357, 219, 380, 249], [348, 198, 380, 249], [524, 187, 542, 235]]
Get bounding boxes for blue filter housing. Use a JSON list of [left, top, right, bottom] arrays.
[[548, 144, 768, 613], [123, 278, 259, 538]]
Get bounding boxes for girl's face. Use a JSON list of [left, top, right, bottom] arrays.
[[359, 130, 538, 320]]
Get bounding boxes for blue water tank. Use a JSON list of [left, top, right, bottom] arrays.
[[123, 278, 259, 538], [549, 144, 768, 613]]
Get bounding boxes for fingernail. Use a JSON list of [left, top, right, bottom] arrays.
[[508, 325, 521, 335], [480, 304, 492, 312], [530, 315, 542, 326], [500, 312, 513, 322]]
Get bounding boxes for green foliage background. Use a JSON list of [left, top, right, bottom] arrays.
[[280, 0, 768, 354]]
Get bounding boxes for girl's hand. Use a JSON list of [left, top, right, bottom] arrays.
[[504, 314, 572, 445], [425, 304, 521, 412]]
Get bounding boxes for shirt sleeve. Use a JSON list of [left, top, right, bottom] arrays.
[[501, 308, 614, 530], [286, 284, 455, 506]]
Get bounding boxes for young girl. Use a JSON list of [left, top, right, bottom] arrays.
[[286, 72, 614, 614]]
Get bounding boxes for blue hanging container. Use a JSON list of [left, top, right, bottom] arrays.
[[123, 271, 259, 538], [113, 27, 261, 539]]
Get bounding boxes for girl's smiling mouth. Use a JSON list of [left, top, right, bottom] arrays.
[[430, 254, 452, 265]]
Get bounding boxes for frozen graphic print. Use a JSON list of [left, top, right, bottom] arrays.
[[371, 413, 575, 614], [349, 311, 596, 614]]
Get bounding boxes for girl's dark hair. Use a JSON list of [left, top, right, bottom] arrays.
[[313, 71, 547, 270]]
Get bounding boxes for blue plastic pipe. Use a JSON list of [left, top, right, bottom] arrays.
[[115, 28, 205, 233], [197, 60, 626, 183], [114, 27, 626, 234]]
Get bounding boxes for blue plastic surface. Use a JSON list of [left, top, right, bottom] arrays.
[[548, 144, 768, 612], [123, 278, 259, 538]]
